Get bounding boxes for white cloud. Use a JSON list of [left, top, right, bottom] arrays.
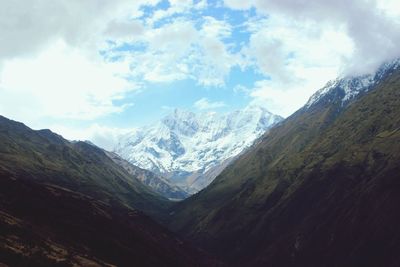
[[202, 16, 232, 38], [194, 98, 227, 110], [193, 16, 237, 86], [0, 0, 163, 125], [124, 19, 198, 83], [109, 16, 239, 86], [377, 0, 400, 19], [249, 65, 338, 117], [146, 0, 207, 25], [225, 0, 400, 76], [223, 0, 253, 10], [49, 123, 132, 151], [238, 15, 352, 116], [243, 15, 353, 80], [233, 84, 251, 94], [0, 0, 161, 62], [104, 20, 145, 39], [0, 40, 133, 121]]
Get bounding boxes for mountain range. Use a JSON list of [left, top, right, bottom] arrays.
[[114, 105, 283, 194]]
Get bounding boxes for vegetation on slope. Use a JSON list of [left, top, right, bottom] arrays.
[[169, 69, 400, 266]]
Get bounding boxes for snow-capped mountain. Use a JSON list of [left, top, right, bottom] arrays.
[[305, 58, 400, 109], [114, 105, 283, 193]]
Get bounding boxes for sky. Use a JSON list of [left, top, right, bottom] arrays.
[[0, 0, 399, 149]]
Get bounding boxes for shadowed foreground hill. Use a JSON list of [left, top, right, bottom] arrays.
[[0, 117, 219, 266], [169, 64, 400, 266], [0, 175, 215, 266]]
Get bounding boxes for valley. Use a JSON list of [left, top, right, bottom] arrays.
[[1, 59, 399, 266]]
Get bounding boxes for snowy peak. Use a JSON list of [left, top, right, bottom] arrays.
[[305, 75, 375, 108], [306, 58, 400, 108], [161, 109, 199, 136], [114, 105, 283, 193]]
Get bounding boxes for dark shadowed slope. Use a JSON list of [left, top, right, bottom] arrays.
[[0, 174, 218, 267], [0, 117, 221, 266], [169, 62, 400, 267]]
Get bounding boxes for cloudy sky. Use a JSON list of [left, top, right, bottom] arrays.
[[0, 0, 399, 149]]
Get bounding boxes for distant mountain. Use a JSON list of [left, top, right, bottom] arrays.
[[168, 59, 400, 267], [105, 151, 189, 200], [114, 105, 283, 193], [0, 116, 217, 266]]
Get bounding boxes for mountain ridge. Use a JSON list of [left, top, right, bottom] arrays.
[[0, 115, 170, 217]]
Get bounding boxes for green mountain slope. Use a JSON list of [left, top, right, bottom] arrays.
[[169, 68, 400, 266], [0, 117, 170, 217]]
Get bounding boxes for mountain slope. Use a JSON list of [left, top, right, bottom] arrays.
[[169, 61, 400, 266], [105, 151, 189, 200], [185, 157, 236, 192], [0, 116, 170, 217], [0, 116, 218, 266], [115, 105, 282, 193]]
